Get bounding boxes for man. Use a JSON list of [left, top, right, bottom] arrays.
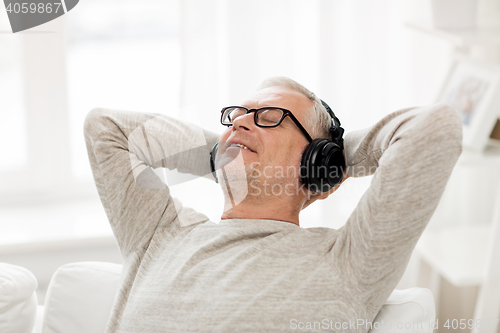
[[214, 78, 348, 225], [84, 77, 462, 332]]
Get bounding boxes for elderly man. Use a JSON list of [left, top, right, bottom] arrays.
[[84, 77, 462, 332]]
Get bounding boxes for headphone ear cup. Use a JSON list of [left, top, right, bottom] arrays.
[[210, 142, 219, 183], [300, 139, 345, 193], [300, 140, 318, 191], [324, 145, 345, 187]]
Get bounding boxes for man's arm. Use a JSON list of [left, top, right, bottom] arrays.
[[84, 108, 220, 257], [331, 104, 462, 311]]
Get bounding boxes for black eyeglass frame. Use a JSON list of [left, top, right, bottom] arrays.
[[220, 106, 313, 142]]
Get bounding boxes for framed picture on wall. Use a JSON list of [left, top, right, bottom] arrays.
[[436, 56, 500, 151]]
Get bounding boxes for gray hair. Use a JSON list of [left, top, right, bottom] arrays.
[[256, 76, 332, 140]]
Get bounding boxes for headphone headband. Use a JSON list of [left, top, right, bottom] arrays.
[[320, 100, 340, 126]]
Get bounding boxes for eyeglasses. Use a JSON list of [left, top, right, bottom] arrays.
[[220, 106, 313, 142]]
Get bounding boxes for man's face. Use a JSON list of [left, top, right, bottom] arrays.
[[217, 86, 314, 198]]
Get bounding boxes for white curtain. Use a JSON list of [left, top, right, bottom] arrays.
[[179, 0, 452, 132], [179, 0, 324, 132], [178, 0, 454, 228]]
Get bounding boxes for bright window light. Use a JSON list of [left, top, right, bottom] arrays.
[[66, 0, 182, 180], [0, 10, 27, 172]]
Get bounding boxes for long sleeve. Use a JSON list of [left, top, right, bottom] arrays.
[[331, 104, 463, 311], [84, 108, 220, 257]]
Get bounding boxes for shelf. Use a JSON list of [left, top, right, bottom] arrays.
[[0, 198, 115, 255], [405, 21, 500, 47], [0, 235, 116, 256], [458, 145, 500, 166], [416, 224, 491, 286]]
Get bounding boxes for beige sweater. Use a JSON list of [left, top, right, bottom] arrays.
[[84, 104, 462, 332]]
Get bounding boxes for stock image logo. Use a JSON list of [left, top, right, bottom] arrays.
[[3, 0, 79, 33]]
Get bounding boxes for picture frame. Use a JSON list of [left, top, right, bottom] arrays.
[[436, 56, 500, 151]]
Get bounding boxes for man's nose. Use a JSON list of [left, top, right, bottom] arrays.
[[232, 112, 254, 131]]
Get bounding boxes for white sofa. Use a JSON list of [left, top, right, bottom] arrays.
[[1, 261, 436, 333]]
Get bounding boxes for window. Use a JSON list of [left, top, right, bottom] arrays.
[[0, 11, 27, 172], [66, 0, 182, 180]]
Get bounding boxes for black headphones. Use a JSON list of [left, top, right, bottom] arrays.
[[210, 100, 345, 193]]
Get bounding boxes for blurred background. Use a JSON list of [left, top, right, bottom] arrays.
[[1, 0, 500, 331]]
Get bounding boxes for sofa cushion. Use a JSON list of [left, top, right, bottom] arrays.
[[42, 262, 435, 333], [0, 262, 38, 333], [42, 261, 122, 333]]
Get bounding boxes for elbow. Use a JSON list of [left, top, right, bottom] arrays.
[[83, 108, 106, 141], [431, 103, 463, 158]]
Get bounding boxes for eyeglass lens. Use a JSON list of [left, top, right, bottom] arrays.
[[222, 107, 284, 127]]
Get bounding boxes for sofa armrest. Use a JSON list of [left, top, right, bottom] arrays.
[[0, 262, 38, 333], [42, 262, 121, 333]]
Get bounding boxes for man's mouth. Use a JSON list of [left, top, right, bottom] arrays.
[[231, 143, 255, 152], [215, 142, 253, 170]]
